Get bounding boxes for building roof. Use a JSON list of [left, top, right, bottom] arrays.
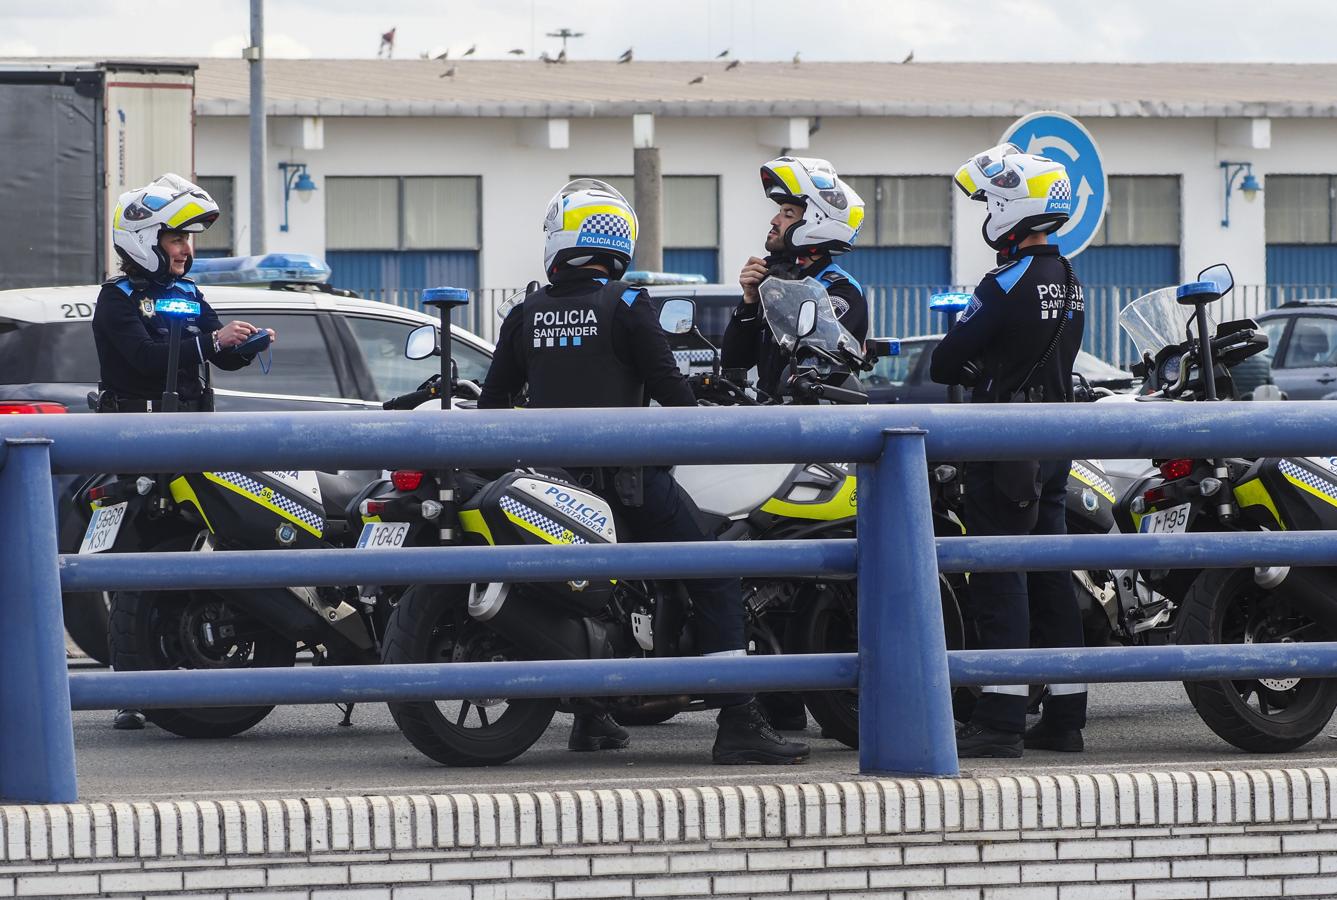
[[190, 59, 1337, 119]]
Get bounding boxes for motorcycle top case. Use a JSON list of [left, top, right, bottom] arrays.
[[171, 470, 331, 549], [1237, 456, 1337, 531], [458, 471, 618, 616]]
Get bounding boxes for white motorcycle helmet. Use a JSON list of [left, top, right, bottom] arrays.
[[542, 179, 638, 279], [759, 157, 865, 256], [954, 143, 1073, 251], [112, 174, 219, 283]]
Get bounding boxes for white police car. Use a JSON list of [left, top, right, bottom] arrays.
[[0, 254, 494, 415]]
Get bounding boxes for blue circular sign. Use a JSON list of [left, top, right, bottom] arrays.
[[1002, 111, 1108, 258]]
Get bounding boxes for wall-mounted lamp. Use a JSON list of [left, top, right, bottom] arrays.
[[1220, 161, 1262, 228], [278, 162, 317, 233]]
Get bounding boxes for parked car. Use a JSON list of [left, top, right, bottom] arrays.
[[1255, 301, 1337, 400], [643, 283, 1135, 401]]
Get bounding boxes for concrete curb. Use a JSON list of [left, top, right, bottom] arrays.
[[3, 766, 1337, 897]]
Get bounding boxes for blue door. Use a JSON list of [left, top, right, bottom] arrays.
[[839, 247, 953, 338]]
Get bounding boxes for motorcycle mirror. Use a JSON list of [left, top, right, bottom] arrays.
[[797, 299, 818, 339], [405, 324, 439, 360], [1197, 263, 1235, 298], [658, 298, 696, 335]]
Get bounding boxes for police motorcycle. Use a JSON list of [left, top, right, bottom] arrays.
[[71, 297, 441, 738], [1071, 263, 1337, 753]]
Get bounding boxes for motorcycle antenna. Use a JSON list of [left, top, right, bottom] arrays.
[[419, 286, 471, 545]]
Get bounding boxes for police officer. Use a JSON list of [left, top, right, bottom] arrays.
[[479, 179, 808, 765], [929, 144, 1089, 758], [93, 174, 272, 730], [723, 157, 867, 400]]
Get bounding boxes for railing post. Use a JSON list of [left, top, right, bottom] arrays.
[[0, 438, 78, 803], [856, 428, 959, 777]]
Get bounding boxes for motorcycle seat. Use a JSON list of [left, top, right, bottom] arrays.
[[315, 471, 371, 520]]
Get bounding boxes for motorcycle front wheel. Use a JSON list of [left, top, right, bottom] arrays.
[[1180, 567, 1337, 753], [381, 584, 557, 767], [108, 538, 296, 738]]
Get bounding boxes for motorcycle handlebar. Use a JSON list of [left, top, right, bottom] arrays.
[[383, 386, 436, 410]]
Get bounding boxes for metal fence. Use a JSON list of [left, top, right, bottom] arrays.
[[5, 404, 1337, 804]]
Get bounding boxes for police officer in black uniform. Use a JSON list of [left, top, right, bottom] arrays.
[[724, 157, 868, 400], [929, 144, 1089, 758], [478, 179, 808, 765], [93, 174, 272, 730]]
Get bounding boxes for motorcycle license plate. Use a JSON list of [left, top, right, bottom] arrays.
[[356, 522, 410, 549], [79, 502, 128, 554], [1140, 502, 1191, 534]]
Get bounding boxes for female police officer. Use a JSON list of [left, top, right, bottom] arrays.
[[929, 144, 1088, 758]]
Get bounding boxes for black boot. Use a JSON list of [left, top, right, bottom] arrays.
[[1024, 721, 1084, 752], [713, 698, 809, 765], [955, 722, 1022, 758], [113, 709, 145, 731], [759, 692, 808, 731], [568, 713, 630, 751]]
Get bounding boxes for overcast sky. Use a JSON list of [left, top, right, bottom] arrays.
[[0, 0, 1332, 64]]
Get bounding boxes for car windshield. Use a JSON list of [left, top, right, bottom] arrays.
[[0, 320, 101, 383], [1118, 286, 1217, 359]]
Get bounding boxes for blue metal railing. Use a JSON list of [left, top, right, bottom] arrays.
[[4, 404, 1337, 804]]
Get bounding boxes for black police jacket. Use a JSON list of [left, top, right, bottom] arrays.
[[91, 277, 250, 404], [478, 271, 696, 410], [929, 244, 1085, 404], [720, 255, 868, 399]]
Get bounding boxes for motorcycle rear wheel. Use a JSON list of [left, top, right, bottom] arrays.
[[382, 584, 557, 767], [63, 591, 113, 665], [1180, 568, 1337, 753], [109, 538, 296, 738]]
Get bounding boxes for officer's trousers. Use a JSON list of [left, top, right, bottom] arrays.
[[962, 459, 1088, 734]]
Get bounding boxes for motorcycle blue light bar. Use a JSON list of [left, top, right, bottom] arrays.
[[152, 298, 201, 318], [1176, 281, 1217, 300], [190, 254, 331, 286], [929, 291, 974, 313], [623, 271, 708, 286], [421, 287, 471, 307]]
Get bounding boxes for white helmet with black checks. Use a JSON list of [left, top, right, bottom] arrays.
[[759, 157, 865, 256], [954, 143, 1073, 251], [542, 179, 638, 279], [112, 173, 219, 284]]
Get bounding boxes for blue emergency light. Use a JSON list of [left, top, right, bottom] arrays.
[[190, 253, 331, 286], [421, 287, 471, 307], [153, 298, 202, 318], [623, 271, 708, 286], [929, 291, 974, 314]]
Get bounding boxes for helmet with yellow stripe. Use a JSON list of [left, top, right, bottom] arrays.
[[112, 174, 219, 284], [954, 143, 1073, 251], [542, 179, 638, 279], [759, 157, 864, 256]]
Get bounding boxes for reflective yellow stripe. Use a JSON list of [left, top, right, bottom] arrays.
[[202, 471, 323, 537], [1233, 478, 1286, 529], [459, 508, 494, 545], [1282, 473, 1337, 513], [1027, 170, 1064, 199], [1069, 467, 1116, 504], [167, 201, 208, 229], [847, 205, 865, 231], [113, 203, 124, 229], [954, 167, 979, 196], [562, 204, 638, 239], [760, 476, 857, 521], [770, 164, 802, 195], [504, 510, 577, 544], [169, 476, 215, 533]]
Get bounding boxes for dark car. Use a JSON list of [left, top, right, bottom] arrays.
[[1255, 301, 1337, 400]]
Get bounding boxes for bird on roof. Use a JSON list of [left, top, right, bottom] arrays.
[[378, 27, 396, 58], [716, 48, 730, 58], [463, 44, 477, 57], [902, 49, 915, 63], [792, 51, 801, 65], [508, 48, 525, 55], [439, 66, 457, 78], [618, 47, 633, 63], [433, 49, 449, 60], [689, 74, 706, 85], [725, 59, 741, 71], [557, 48, 567, 63]]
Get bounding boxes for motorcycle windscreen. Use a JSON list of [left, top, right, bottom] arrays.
[[673, 464, 797, 519]]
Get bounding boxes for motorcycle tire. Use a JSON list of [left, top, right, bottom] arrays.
[[108, 539, 296, 739], [382, 584, 557, 767], [797, 577, 966, 749], [63, 591, 113, 665], [1179, 567, 1337, 753]]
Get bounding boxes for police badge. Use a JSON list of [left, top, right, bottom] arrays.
[[139, 298, 154, 318]]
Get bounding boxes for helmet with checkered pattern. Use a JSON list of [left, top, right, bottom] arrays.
[[759, 157, 865, 256], [954, 143, 1073, 251], [542, 179, 638, 280], [112, 174, 219, 285]]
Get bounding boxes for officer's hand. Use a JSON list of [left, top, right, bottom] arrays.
[[739, 256, 768, 305], [216, 320, 259, 349]]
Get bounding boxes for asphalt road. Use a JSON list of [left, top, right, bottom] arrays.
[[66, 670, 1337, 802]]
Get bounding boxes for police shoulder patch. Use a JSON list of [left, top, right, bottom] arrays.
[[620, 287, 643, 307], [830, 296, 850, 317], [957, 294, 984, 324]]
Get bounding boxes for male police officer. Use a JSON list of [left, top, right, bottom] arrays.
[[724, 157, 867, 400], [93, 174, 272, 730], [929, 144, 1089, 758], [479, 179, 809, 765]]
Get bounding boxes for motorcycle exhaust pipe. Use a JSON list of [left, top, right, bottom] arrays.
[[469, 583, 611, 661]]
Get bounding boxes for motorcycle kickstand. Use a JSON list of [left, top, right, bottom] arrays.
[[336, 703, 356, 727]]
